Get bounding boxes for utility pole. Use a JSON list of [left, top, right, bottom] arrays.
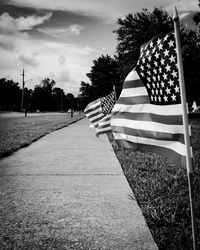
[[21, 69, 25, 112]]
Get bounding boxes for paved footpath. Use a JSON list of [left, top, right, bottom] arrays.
[[0, 118, 158, 250]]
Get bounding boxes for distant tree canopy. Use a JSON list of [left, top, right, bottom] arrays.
[[181, 29, 200, 102], [32, 78, 56, 111], [79, 55, 121, 105], [31, 79, 79, 112], [0, 77, 80, 112], [0, 78, 21, 111], [193, 12, 200, 26]]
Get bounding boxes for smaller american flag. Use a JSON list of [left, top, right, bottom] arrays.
[[101, 91, 115, 115], [84, 91, 115, 135]]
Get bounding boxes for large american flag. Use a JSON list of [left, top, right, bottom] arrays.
[[84, 91, 115, 135], [111, 32, 188, 167]]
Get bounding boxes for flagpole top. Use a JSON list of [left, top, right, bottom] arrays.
[[173, 6, 179, 22]]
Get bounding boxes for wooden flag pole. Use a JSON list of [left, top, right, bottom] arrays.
[[174, 7, 197, 250]]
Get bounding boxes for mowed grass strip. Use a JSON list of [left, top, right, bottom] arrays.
[[0, 113, 84, 158], [108, 119, 200, 250]]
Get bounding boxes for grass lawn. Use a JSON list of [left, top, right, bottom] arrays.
[[108, 118, 200, 250], [0, 113, 84, 158]]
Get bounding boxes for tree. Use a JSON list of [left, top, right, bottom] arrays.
[[79, 81, 97, 104], [193, 12, 200, 26], [52, 87, 65, 111], [0, 78, 21, 111], [32, 78, 56, 111], [76, 94, 88, 111], [181, 29, 200, 103], [114, 8, 173, 80], [66, 93, 76, 111], [79, 55, 121, 103]]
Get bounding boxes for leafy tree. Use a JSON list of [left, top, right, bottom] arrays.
[[52, 87, 65, 111], [32, 78, 56, 111], [24, 87, 33, 111], [66, 93, 76, 111], [80, 55, 121, 104], [114, 8, 173, 80], [79, 81, 97, 103], [76, 94, 88, 111], [0, 78, 21, 111], [193, 12, 200, 26], [181, 29, 200, 103]]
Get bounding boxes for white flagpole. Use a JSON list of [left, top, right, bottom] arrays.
[[113, 84, 117, 102], [174, 7, 197, 250]]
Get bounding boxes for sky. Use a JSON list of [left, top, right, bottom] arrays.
[[0, 0, 199, 95]]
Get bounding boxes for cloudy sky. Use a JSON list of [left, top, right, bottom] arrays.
[[0, 0, 198, 95]]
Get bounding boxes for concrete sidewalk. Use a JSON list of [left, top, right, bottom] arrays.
[[0, 118, 158, 249]]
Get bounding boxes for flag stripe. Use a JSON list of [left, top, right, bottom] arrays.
[[111, 118, 183, 135], [84, 98, 105, 129], [122, 79, 143, 88], [115, 138, 186, 167], [112, 125, 185, 144], [98, 127, 112, 134], [92, 116, 105, 127], [120, 87, 147, 97], [88, 111, 104, 122], [84, 105, 101, 116], [111, 112, 183, 125], [113, 132, 186, 156], [96, 114, 112, 135], [112, 103, 182, 116], [117, 96, 150, 105]]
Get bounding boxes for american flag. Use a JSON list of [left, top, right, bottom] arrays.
[[84, 98, 105, 129], [101, 91, 115, 114], [84, 91, 115, 135], [111, 32, 188, 167]]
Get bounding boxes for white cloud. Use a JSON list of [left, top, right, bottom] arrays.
[[165, 1, 198, 14], [56, 70, 71, 82], [38, 24, 82, 38], [69, 24, 82, 35], [0, 27, 94, 94], [179, 12, 190, 20], [58, 55, 66, 65], [19, 54, 39, 67], [0, 12, 52, 33]]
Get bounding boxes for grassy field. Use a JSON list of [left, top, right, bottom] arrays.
[[0, 113, 84, 158], [108, 118, 200, 250]]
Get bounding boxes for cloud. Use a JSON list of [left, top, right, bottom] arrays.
[[58, 55, 66, 65], [37, 24, 82, 39], [0, 40, 15, 51], [56, 70, 71, 82], [19, 54, 39, 67], [69, 24, 82, 35], [0, 12, 52, 33], [179, 12, 190, 20], [166, 1, 198, 12]]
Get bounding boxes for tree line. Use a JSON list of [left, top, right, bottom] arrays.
[[79, 8, 200, 108], [0, 77, 82, 112]]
